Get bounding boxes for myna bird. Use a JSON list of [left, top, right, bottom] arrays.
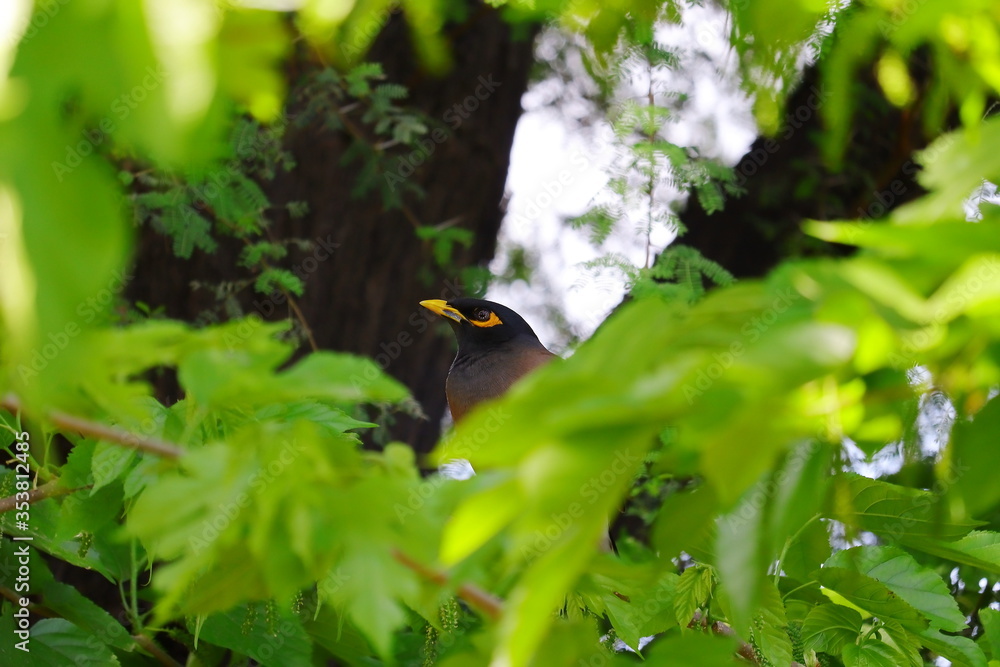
[[421, 296, 618, 554], [419, 298, 555, 423]]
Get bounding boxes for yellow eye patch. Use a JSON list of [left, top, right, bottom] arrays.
[[468, 311, 503, 328]]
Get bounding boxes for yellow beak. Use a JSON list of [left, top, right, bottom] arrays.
[[420, 299, 466, 323]]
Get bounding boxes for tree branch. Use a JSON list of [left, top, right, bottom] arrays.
[[0, 480, 90, 514], [132, 633, 183, 667], [391, 548, 503, 621], [1, 394, 184, 459]]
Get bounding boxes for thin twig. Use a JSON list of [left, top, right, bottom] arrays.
[[285, 294, 319, 352], [0, 480, 90, 514], [391, 549, 503, 621], [208, 214, 320, 353], [331, 103, 427, 232], [1, 394, 184, 459]]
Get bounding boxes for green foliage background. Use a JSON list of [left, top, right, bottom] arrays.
[[1, 0, 1000, 666]]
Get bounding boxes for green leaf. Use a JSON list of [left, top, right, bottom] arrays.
[[179, 347, 409, 410], [827, 546, 966, 632], [90, 442, 138, 494], [715, 479, 766, 632], [255, 401, 376, 433], [805, 218, 1000, 267], [781, 518, 831, 582], [59, 441, 96, 489], [816, 567, 928, 632], [528, 617, 610, 666], [577, 561, 679, 649], [38, 581, 135, 652], [28, 619, 120, 667], [638, 630, 740, 665], [674, 564, 714, 628], [830, 473, 982, 542], [55, 483, 123, 543], [494, 537, 596, 667], [916, 628, 987, 667], [255, 268, 304, 297], [0, 606, 30, 667], [893, 118, 1000, 224], [193, 603, 312, 667], [880, 618, 923, 667], [802, 603, 863, 654], [652, 484, 717, 560], [979, 608, 1000, 659], [302, 606, 378, 664], [441, 475, 519, 566], [843, 640, 908, 667], [770, 442, 833, 557], [749, 580, 793, 667], [325, 549, 418, 659], [947, 395, 1000, 516], [902, 531, 1000, 574], [717, 442, 832, 630], [0, 494, 121, 581], [156, 204, 217, 259]]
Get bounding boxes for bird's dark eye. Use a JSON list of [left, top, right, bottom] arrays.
[[473, 308, 491, 321]]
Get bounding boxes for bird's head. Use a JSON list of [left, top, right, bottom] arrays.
[[419, 298, 544, 352]]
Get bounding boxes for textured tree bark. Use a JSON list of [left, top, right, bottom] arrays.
[[128, 4, 538, 454], [679, 60, 933, 278]]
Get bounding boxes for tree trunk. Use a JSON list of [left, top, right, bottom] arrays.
[[128, 4, 538, 455], [679, 60, 933, 278]]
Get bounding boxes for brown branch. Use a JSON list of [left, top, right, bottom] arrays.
[[1, 394, 184, 459], [195, 210, 320, 353], [0, 480, 90, 514], [133, 633, 183, 667], [0, 585, 57, 617], [391, 548, 502, 621], [285, 294, 319, 352], [331, 103, 427, 232]]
